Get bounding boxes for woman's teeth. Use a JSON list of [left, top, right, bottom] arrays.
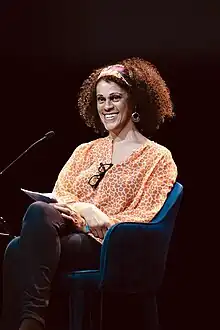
[[104, 113, 118, 120]]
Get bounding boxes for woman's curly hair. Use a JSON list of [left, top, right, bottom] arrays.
[[78, 57, 174, 137]]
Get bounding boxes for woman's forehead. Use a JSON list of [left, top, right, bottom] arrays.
[[96, 80, 126, 95]]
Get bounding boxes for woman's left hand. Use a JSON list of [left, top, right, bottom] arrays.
[[74, 203, 112, 239]]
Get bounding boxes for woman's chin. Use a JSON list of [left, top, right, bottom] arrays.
[[104, 123, 118, 132]]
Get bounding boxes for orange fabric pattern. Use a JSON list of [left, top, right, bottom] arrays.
[[52, 135, 177, 242]]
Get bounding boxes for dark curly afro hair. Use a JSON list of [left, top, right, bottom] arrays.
[[78, 57, 174, 137]]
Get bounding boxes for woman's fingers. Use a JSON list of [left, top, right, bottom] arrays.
[[51, 203, 109, 239], [51, 203, 73, 216], [90, 225, 108, 239], [51, 204, 79, 224], [61, 213, 73, 221], [60, 215, 107, 238]]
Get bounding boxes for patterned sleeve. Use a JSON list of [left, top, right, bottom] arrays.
[[52, 143, 88, 204], [109, 150, 178, 224]]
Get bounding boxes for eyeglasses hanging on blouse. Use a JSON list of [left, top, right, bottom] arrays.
[[88, 162, 113, 189]]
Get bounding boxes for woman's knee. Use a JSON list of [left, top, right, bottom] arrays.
[[4, 236, 20, 259], [22, 201, 61, 231]]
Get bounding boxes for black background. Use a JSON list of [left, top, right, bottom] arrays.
[[0, 1, 218, 329]]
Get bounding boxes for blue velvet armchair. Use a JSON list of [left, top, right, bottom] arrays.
[[65, 182, 183, 330]]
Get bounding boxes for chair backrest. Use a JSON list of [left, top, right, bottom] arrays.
[[151, 181, 183, 224], [99, 182, 183, 293]]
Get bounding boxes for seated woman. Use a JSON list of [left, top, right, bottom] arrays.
[[0, 57, 177, 330]]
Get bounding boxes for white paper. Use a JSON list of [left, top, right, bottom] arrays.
[[21, 188, 57, 203]]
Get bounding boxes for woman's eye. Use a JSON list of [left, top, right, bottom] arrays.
[[112, 95, 121, 101], [97, 97, 105, 103]]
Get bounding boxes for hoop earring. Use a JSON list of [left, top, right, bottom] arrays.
[[132, 112, 140, 123]]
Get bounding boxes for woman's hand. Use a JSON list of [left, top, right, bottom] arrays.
[[50, 203, 86, 229], [72, 203, 112, 239], [51, 202, 112, 239]]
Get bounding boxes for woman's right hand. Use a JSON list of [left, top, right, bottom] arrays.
[[50, 203, 87, 230]]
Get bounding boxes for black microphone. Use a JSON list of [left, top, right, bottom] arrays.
[[0, 131, 55, 176]]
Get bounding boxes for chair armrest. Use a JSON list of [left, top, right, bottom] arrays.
[[99, 221, 172, 293]]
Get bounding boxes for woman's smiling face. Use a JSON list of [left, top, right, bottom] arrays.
[[96, 80, 133, 135]]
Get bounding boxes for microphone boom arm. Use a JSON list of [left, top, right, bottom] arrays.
[[0, 131, 55, 237], [0, 137, 44, 176], [0, 131, 55, 176]]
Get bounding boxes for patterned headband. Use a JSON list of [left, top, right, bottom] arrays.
[[97, 64, 132, 86]]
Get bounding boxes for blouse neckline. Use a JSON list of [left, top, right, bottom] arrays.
[[105, 135, 151, 166]]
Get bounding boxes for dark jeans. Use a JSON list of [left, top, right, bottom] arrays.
[[0, 201, 101, 330]]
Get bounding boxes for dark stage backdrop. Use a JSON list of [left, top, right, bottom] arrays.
[[0, 1, 218, 329]]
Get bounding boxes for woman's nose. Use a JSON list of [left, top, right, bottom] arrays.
[[104, 100, 114, 111]]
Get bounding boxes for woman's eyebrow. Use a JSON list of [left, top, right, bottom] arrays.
[[109, 92, 122, 96], [96, 92, 123, 97]]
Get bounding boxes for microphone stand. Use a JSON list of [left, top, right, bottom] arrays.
[[0, 131, 55, 238]]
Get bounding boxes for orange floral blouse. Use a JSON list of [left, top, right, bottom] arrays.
[[52, 135, 177, 242]]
